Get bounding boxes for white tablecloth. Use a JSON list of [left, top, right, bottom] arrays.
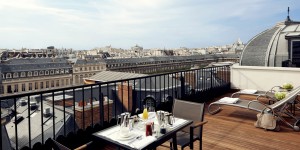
[[96, 116, 188, 149]]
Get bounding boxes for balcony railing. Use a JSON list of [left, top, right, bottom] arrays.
[[0, 65, 230, 150]]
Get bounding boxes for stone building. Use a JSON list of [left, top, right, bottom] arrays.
[[69, 58, 106, 85], [0, 58, 72, 95]]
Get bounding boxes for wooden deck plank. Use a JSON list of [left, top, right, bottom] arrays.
[[103, 91, 300, 150]]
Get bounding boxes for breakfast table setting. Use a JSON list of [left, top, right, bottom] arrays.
[[92, 109, 193, 150]]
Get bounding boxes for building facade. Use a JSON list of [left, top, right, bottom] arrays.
[[0, 58, 72, 95]]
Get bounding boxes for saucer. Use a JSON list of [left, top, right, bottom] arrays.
[[117, 132, 136, 141]]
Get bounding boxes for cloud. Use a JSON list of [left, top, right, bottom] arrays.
[[0, 0, 299, 49]]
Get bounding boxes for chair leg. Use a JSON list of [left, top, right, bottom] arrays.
[[170, 142, 173, 150], [199, 140, 202, 150]]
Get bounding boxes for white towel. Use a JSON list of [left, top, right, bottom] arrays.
[[240, 89, 257, 94], [218, 97, 239, 104], [131, 136, 156, 150]]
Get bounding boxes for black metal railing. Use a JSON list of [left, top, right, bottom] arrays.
[[0, 65, 231, 150]]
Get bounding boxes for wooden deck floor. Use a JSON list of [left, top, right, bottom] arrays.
[[104, 92, 300, 150]]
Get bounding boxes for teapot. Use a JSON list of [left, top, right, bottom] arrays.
[[117, 112, 131, 126]]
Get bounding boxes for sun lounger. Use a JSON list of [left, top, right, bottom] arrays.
[[208, 86, 300, 131]]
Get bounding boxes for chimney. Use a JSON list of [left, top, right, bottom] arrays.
[[117, 82, 133, 112], [185, 72, 196, 89], [78, 100, 87, 107], [75, 97, 113, 129]]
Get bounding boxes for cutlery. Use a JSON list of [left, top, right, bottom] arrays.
[[128, 135, 143, 144]]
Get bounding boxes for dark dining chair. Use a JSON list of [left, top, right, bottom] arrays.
[[170, 99, 207, 150], [51, 138, 93, 150]]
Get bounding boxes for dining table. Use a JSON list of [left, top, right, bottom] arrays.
[[92, 113, 193, 150]]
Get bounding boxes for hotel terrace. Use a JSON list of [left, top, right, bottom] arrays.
[[1, 16, 300, 150]]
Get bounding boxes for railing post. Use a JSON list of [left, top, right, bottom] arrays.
[[100, 93, 104, 126], [180, 72, 185, 99]]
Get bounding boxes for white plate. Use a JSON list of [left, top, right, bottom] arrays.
[[117, 132, 137, 141]]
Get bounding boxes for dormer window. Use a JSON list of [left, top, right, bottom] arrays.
[[1, 74, 5, 79], [55, 69, 60, 74], [28, 72, 32, 77], [65, 69, 69, 73], [60, 69, 64, 74], [21, 72, 26, 77], [50, 70, 54, 74], [34, 71, 38, 76], [6, 73, 11, 78], [45, 70, 49, 75], [13, 72, 19, 78], [39, 71, 44, 75]]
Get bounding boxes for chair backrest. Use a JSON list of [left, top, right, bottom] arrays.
[[1, 125, 12, 150], [269, 86, 300, 109], [52, 138, 71, 150], [172, 99, 205, 137]]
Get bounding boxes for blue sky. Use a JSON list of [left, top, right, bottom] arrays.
[[0, 0, 299, 50]]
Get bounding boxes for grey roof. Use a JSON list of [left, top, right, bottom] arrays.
[[86, 71, 147, 82], [4, 58, 67, 64], [134, 75, 181, 91], [74, 59, 105, 65], [105, 54, 239, 64], [241, 20, 300, 67], [0, 58, 72, 73], [5, 99, 73, 149]]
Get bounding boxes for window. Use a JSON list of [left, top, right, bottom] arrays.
[[84, 67, 87, 71], [80, 67, 83, 71], [56, 80, 59, 87], [6, 73, 11, 78], [39, 71, 44, 75], [60, 69, 64, 74], [65, 69, 69, 73], [61, 80, 64, 86], [22, 84, 25, 91], [46, 81, 49, 88], [50, 70, 54, 74], [45, 71, 49, 75], [21, 72, 26, 77], [14, 84, 18, 92], [28, 72, 32, 77], [29, 83, 32, 90], [93, 66, 95, 70], [34, 71, 38, 76], [66, 79, 69, 85], [51, 81, 54, 87], [56, 69, 60, 74], [7, 85, 12, 93], [1, 74, 5, 79], [35, 82, 38, 89], [13, 72, 19, 78], [97, 66, 100, 70], [292, 40, 300, 64], [40, 82, 43, 89], [89, 67, 91, 70]]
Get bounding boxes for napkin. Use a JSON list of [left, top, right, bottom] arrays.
[[131, 136, 156, 150], [240, 89, 257, 94], [97, 126, 120, 137], [218, 97, 239, 104], [169, 118, 187, 128]]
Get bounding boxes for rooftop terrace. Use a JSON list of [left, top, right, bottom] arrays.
[[102, 90, 300, 150], [1, 64, 300, 150]]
